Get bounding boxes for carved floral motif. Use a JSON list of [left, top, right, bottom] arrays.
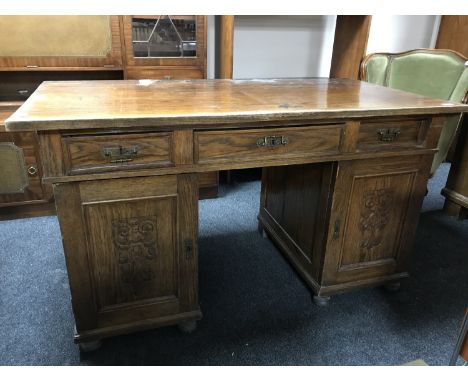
[[358, 188, 393, 261], [112, 216, 158, 285]]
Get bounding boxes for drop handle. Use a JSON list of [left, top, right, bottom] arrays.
[[17, 89, 30, 96], [102, 145, 139, 163], [257, 135, 289, 147], [378, 129, 400, 142]]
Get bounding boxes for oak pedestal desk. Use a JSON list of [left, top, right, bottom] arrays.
[[5, 78, 468, 351]]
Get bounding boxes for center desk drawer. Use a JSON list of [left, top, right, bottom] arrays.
[[194, 125, 343, 164], [62, 133, 173, 174]]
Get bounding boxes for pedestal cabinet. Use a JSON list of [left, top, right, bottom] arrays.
[[54, 174, 201, 343], [258, 154, 432, 298]]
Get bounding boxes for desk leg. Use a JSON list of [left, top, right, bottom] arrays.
[[258, 155, 431, 301], [54, 174, 201, 345]]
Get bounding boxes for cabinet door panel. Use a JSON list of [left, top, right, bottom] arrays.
[[0, 131, 52, 206], [55, 174, 199, 334], [84, 196, 178, 310], [0, 16, 122, 69], [339, 171, 414, 268], [323, 155, 432, 285]]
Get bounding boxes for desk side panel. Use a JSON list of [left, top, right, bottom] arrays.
[[258, 163, 335, 286]]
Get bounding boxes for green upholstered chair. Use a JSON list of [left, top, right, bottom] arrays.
[[360, 49, 468, 175]]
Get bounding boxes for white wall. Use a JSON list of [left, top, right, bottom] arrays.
[[206, 15, 441, 80], [232, 15, 336, 79], [366, 15, 441, 54], [207, 15, 216, 79]]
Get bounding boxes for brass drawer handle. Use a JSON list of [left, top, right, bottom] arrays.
[[27, 165, 38, 176], [378, 129, 400, 142], [102, 145, 139, 163], [257, 135, 289, 147]]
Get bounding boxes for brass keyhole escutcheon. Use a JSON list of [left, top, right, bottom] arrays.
[[27, 165, 38, 176]]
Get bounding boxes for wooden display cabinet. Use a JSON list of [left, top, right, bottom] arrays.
[[0, 131, 55, 220], [121, 15, 207, 80], [0, 102, 54, 219], [0, 15, 217, 220], [0, 16, 125, 220]]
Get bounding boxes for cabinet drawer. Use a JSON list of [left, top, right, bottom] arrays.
[[194, 125, 343, 164], [125, 67, 204, 80], [358, 119, 428, 151], [63, 133, 174, 174]]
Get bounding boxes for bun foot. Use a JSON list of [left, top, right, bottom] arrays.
[[177, 320, 197, 334], [313, 295, 330, 306], [78, 340, 102, 352], [384, 282, 401, 292]]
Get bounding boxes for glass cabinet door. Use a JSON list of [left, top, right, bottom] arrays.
[[122, 16, 206, 67], [132, 16, 197, 58]]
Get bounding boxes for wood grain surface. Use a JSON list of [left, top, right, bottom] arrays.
[[6, 78, 468, 132]]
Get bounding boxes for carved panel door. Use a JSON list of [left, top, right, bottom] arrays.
[[54, 174, 200, 339], [322, 155, 432, 286]]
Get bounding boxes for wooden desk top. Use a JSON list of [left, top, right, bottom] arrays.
[[5, 78, 468, 132]]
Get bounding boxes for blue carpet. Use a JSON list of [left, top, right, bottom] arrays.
[[0, 164, 467, 365]]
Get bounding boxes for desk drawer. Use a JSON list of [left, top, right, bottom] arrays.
[[194, 125, 343, 164], [358, 119, 427, 151], [63, 133, 173, 174]]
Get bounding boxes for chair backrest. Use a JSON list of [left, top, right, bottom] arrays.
[[360, 49, 468, 175]]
